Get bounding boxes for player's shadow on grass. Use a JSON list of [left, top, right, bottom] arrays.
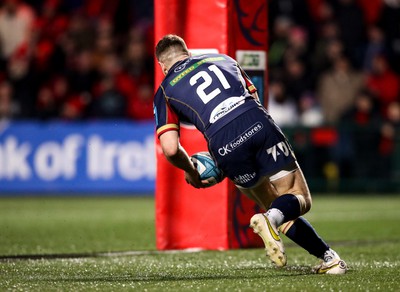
[[37, 265, 314, 284], [41, 274, 286, 284]]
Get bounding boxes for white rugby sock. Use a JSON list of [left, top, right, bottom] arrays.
[[265, 208, 284, 227], [323, 249, 340, 262]]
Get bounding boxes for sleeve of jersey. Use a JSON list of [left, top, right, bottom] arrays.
[[239, 66, 257, 94], [154, 90, 179, 139]]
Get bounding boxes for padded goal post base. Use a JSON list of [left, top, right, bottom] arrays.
[[154, 0, 268, 250]]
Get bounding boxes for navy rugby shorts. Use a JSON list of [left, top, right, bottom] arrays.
[[208, 107, 297, 188]]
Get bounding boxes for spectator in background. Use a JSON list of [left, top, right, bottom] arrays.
[[66, 49, 97, 96], [35, 75, 69, 120], [378, 0, 400, 74], [268, 16, 292, 71], [123, 28, 154, 120], [332, 0, 366, 68], [124, 27, 154, 80], [0, 0, 35, 61], [356, 0, 383, 25], [64, 11, 95, 53], [312, 21, 342, 74], [365, 54, 400, 117], [298, 92, 324, 127], [81, 0, 118, 22], [6, 48, 37, 118], [379, 101, 400, 178], [268, 78, 299, 127], [363, 25, 386, 72], [127, 80, 153, 120], [35, 85, 58, 120], [32, 0, 69, 78], [313, 0, 336, 24], [60, 48, 96, 120], [59, 92, 90, 120], [317, 54, 364, 125], [338, 90, 382, 178], [283, 58, 312, 104], [90, 52, 127, 118], [82, 0, 132, 42], [268, 0, 315, 42], [0, 80, 16, 121], [92, 16, 115, 67], [284, 26, 310, 65], [90, 79, 126, 119]]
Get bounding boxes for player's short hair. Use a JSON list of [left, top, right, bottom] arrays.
[[155, 34, 189, 63]]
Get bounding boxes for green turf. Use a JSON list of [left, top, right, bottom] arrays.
[[0, 197, 156, 255], [1, 195, 400, 291]]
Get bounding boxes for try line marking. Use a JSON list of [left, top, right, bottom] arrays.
[[0, 248, 206, 261]]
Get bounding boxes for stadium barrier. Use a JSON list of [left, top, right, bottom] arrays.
[[283, 126, 400, 193], [1, 121, 398, 195], [0, 120, 155, 194]]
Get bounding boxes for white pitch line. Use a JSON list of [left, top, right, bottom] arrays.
[[97, 248, 208, 257]]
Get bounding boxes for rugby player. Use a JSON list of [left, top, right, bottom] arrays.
[[153, 34, 347, 274]]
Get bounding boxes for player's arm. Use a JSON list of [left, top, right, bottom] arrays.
[[155, 91, 196, 175], [155, 89, 209, 188], [159, 131, 205, 188], [159, 130, 194, 173]]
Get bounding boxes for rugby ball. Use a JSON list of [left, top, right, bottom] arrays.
[[191, 151, 224, 187]]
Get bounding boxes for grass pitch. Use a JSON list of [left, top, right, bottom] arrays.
[[1, 195, 399, 291]]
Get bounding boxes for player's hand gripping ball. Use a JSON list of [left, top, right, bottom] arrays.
[[191, 151, 224, 187]]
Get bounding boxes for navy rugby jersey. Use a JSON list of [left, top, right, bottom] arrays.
[[154, 53, 258, 140]]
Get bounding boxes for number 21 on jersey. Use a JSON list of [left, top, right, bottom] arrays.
[[189, 65, 231, 104]]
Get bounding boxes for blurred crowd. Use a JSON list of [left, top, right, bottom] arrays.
[[0, 0, 398, 127], [0, 0, 154, 121], [268, 0, 400, 127], [268, 0, 400, 181]]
